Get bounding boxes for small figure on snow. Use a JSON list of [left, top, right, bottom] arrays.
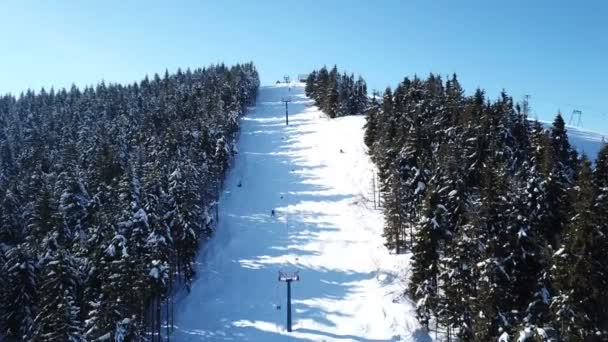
[[237, 180, 242, 188], [280, 195, 283, 199], [339, 149, 345, 154], [271, 209, 275, 217]]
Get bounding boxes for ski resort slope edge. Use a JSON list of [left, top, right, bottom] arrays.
[[173, 84, 428, 342]]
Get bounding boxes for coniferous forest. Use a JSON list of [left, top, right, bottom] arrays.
[[305, 66, 369, 118], [364, 74, 608, 341], [0, 63, 259, 341]]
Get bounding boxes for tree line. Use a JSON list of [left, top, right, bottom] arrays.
[[305, 65, 368, 118], [0, 63, 259, 341], [364, 74, 608, 341]]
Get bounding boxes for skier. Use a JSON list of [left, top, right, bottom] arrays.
[[271, 209, 275, 217], [339, 149, 345, 153], [237, 180, 242, 187]]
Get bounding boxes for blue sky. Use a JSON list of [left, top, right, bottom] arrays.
[[1, 1, 607, 131]]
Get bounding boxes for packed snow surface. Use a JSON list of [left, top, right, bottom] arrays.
[[174, 84, 427, 341]]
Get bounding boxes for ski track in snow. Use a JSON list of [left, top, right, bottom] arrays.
[[173, 84, 428, 341]]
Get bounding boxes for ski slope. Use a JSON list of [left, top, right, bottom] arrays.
[[174, 84, 427, 341]]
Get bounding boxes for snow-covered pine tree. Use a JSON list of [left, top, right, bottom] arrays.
[[324, 66, 340, 118], [363, 95, 380, 150], [337, 72, 351, 117], [0, 189, 22, 243], [435, 144, 471, 339], [32, 247, 85, 341], [518, 169, 554, 333], [542, 113, 577, 247], [472, 158, 516, 340], [550, 156, 606, 340], [0, 243, 37, 339], [438, 221, 478, 341], [354, 75, 368, 114], [314, 66, 329, 107], [304, 71, 317, 98], [591, 144, 608, 334], [409, 178, 445, 329], [213, 136, 231, 185], [460, 89, 488, 189], [383, 96, 430, 254], [169, 160, 202, 281]]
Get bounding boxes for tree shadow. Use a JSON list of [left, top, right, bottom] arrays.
[[294, 328, 401, 342]]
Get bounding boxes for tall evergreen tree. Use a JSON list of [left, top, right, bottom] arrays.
[[409, 180, 444, 328], [0, 244, 37, 339], [591, 144, 608, 333], [33, 248, 85, 342], [550, 156, 602, 340], [541, 114, 576, 248]]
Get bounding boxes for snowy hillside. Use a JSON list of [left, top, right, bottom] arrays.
[[541, 122, 606, 160], [173, 84, 428, 341]]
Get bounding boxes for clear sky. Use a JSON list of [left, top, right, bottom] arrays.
[[1, 1, 607, 131]]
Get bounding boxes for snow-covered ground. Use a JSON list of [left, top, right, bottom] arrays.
[[173, 84, 427, 341]]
